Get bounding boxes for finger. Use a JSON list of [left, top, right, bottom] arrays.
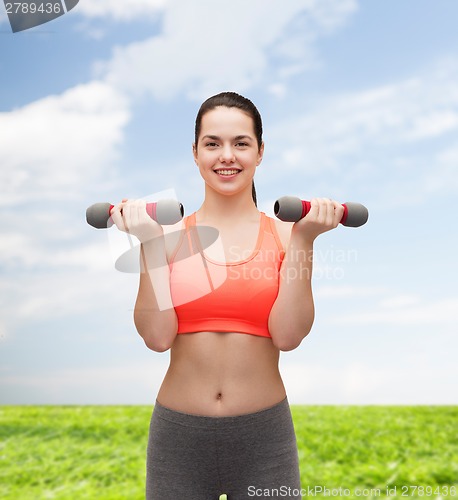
[[111, 200, 129, 232], [316, 198, 328, 224], [120, 202, 131, 233], [325, 198, 335, 227], [109, 202, 124, 230], [114, 199, 129, 219], [308, 198, 319, 220], [136, 199, 148, 224], [110, 200, 128, 215], [130, 200, 141, 229], [319, 198, 337, 227], [333, 201, 345, 226]]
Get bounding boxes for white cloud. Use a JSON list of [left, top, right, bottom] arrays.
[[405, 110, 458, 141], [330, 297, 458, 326], [378, 294, 420, 309], [0, 80, 130, 206], [0, 232, 111, 272], [75, 0, 166, 21], [267, 83, 288, 100], [0, 321, 6, 343], [100, 0, 357, 100], [314, 285, 387, 299], [0, 266, 137, 330], [281, 359, 457, 404], [0, 360, 169, 404], [267, 58, 458, 203], [421, 143, 458, 195], [0, 80, 133, 340]]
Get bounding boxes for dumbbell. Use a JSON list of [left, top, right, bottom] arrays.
[[86, 199, 184, 228], [274, 196, 368, 227]]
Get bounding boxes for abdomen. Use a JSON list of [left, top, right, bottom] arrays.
[[156, 332, 287, 416]]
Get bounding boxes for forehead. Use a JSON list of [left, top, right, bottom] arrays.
[[199, 106, 255, 138]]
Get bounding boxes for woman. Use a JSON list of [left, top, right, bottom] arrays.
[[110, 92, 344, 499]]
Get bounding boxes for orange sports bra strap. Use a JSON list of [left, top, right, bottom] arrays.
[[266, 214, 286, 255], [185, 213, 215, 291], [184, 212, 206, 256], [184, 213, 196, 254], [185, 212, 196, 230], [169, 214, 197, 265]]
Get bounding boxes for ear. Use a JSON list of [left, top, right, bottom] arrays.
[[256, 142, 265, 166], [192, 143, 198, 164]]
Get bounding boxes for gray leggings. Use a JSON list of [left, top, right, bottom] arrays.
[[146, 397, 302, 499]]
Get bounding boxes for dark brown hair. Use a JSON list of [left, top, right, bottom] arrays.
[[194, 92, 263, 206]]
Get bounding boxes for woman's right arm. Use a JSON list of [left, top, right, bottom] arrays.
[[110, 199, 178, 352]]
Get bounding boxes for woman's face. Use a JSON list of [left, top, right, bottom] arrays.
[[193, 106, 264, 198]]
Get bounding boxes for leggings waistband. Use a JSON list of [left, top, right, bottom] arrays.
[[152, 397, 290, 429]]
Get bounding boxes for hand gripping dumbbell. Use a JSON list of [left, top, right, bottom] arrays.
[[86, 199, 184, 228], [274, 196, 368, 227]]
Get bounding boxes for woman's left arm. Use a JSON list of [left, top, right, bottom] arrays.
[[268, 198, 344, 351]]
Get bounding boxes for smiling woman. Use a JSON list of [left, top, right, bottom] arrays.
[[108, 91, 345, 498], [193, 105, 263, 203], [193, 92, 264, 207]]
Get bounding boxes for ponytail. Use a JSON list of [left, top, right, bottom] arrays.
[[252, 180, 257, 207]]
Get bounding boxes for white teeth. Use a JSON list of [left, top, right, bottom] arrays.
[[215, 169, 240, 176]]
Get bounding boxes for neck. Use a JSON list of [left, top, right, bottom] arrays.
[[197, 185, 259, 224]]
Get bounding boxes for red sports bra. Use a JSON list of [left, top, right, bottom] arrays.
[[169, 212, 285, 338]]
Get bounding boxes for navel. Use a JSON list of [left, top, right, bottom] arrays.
[[216, 392, 223, 401]]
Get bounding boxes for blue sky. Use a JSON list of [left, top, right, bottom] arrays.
[[1, 0, 457, 405]]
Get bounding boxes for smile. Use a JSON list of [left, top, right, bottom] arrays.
[[214, 169, 241, 176]]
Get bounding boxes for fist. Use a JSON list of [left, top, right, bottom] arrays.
[[110, 199, 163, 243], [293, 198, 344, 242]]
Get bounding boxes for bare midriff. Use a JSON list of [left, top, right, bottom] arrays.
[[156, 331, 286, 416]]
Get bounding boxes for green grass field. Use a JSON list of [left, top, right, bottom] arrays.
[[1, 406, 456, 499]]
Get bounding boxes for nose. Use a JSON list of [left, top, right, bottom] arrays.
[[219, 144, 235, 163]]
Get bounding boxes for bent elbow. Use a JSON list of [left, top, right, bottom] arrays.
[[143, 335, 174, 353], [280, 342, 300, 352], [272, 336, 302, 352], [134, 311, 178, 353], [138, 324, 177, 352], [271, 327, 311, 352], [141, 334, 175, 352]]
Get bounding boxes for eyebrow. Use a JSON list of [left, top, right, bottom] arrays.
[[201, 134, 254, 142]]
